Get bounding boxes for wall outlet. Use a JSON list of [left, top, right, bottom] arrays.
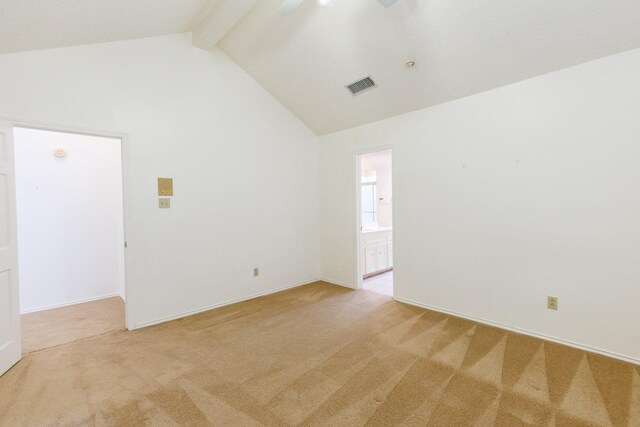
[[159, 198, 170, 209], [253, 268, 259, 277], [547, 296, 558, 310]]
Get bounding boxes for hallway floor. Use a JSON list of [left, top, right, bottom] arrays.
[[363, 270, 393, 296], [21, 296, 125, 354]]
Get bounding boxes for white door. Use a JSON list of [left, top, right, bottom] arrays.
[[0, 120, 20, 376]]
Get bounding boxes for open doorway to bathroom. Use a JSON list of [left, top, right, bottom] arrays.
[[14, 127, 126, 354], [358, 149, 393, 296]]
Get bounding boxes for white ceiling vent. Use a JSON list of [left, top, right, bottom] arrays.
[[346, 76, 376, 96]]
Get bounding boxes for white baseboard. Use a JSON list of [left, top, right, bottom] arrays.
[[394, 296, 640, 366], [321, 278, 357, 289], [21, 292, 121, 314], [134, 278, 326, 329]]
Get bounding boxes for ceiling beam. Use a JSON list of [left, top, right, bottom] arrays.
[[192, 0, 256, 50]]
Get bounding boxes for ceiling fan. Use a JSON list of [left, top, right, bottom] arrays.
[[278, 0, 397, 15]]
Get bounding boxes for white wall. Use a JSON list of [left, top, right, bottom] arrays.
[[320, 48, 640, 363], [15, 128, 124, 312], [0, 34, 320, 327]]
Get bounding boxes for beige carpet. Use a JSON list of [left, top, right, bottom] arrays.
[[21, 296, 125, 354], [1, 282, 638, 426]]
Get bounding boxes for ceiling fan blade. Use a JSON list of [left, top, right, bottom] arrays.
[[377, 0, 397, 7], [278, 0, 305, 15]]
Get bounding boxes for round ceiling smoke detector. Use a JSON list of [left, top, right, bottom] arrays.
[[54, 149, 67, 158], [405, 60, 416, 68]]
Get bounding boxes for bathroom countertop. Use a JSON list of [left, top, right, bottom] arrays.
[[362, 226, 392, 234]]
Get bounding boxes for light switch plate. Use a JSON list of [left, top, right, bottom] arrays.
[[159, 198, 170, 209], [158, 177, 173, 196]]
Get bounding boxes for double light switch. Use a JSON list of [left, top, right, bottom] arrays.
[[158, 177, 173, 209]]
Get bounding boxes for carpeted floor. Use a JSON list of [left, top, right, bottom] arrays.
[[21, 296, 125, 354], [1, 282, 638, 426]]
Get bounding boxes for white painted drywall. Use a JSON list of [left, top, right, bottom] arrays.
[[0, 34, 320, 326], [15, 128, 124, 312], [320, 48, 640, 362]]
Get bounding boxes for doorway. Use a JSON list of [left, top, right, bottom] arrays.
[[357, 149, 393, 296], [14, 127, 126, 354]]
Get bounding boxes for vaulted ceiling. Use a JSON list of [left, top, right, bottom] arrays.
[[219, 0, 640, 134], [0, 0, 214, 53], [3, 1, 640, 135]]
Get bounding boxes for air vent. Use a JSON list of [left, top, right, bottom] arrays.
[[346, 76, 376, 96]]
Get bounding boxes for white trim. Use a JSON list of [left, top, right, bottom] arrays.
[[20, 293, 121, 314], [355, 146, 394, 292], [4, 116, 134, 330], [134, 278, 327, 329], [322, 278, 357, 289], [394, 296, 640, 366], [0, 116, 127, 139], [120, 134, 134, 331]]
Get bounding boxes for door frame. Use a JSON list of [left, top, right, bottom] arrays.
[[2, 116, 135, 331], [355, 145, 394, 291]]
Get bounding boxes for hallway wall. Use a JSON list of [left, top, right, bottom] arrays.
[[15, 128, 124, 313]]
